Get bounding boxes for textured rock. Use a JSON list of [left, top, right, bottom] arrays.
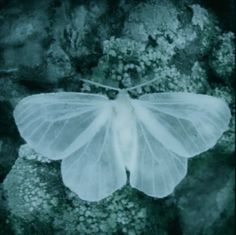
[[209, 32, 235, 83], [176, 150, 234, 235], [0, 137, 20, 182], [89, 1, 233, 98], [3, 129, 234, 234], [3, 145, 157, 235], [0, 0, 235, 234]]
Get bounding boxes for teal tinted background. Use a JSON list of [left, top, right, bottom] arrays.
[[0, 0, 235, 234]]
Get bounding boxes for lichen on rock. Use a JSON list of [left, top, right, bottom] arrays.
[[1, 0, 235, 234], [3, 145, 157, 234], [3, 153, 61, 222], [209, 32, 235, 82]]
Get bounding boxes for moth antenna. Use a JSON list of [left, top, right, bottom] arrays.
[[0, 68, 18, 74], [80, 79, 121, 92], [126, 77, 159, 91]]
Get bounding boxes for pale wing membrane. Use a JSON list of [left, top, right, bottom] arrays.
[[14, 92, 110, 160], [61, 119, 127, 202], [133, 92, 231, 158], [129, 119, 187, 198]]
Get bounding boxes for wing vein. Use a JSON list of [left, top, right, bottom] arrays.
[[177, 119, 203, 150], [139, 123, 158, 195]]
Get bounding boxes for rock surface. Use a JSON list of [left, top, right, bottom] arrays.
[[0, 0, 235, 234]]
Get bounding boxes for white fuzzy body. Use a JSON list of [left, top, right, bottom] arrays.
[[112, 91, 137, 171]]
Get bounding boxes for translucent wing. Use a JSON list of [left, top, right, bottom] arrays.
[[61, 117, 127, 201], [14, 92, 111, 160], [129, 92, 230, 197], [132, 92, 231, 158], [129, 119, 187, 197]]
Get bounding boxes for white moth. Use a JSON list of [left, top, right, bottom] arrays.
[[13, 79, 231, 202]]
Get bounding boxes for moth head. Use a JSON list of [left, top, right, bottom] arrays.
[[117, 89, 129, 98]]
